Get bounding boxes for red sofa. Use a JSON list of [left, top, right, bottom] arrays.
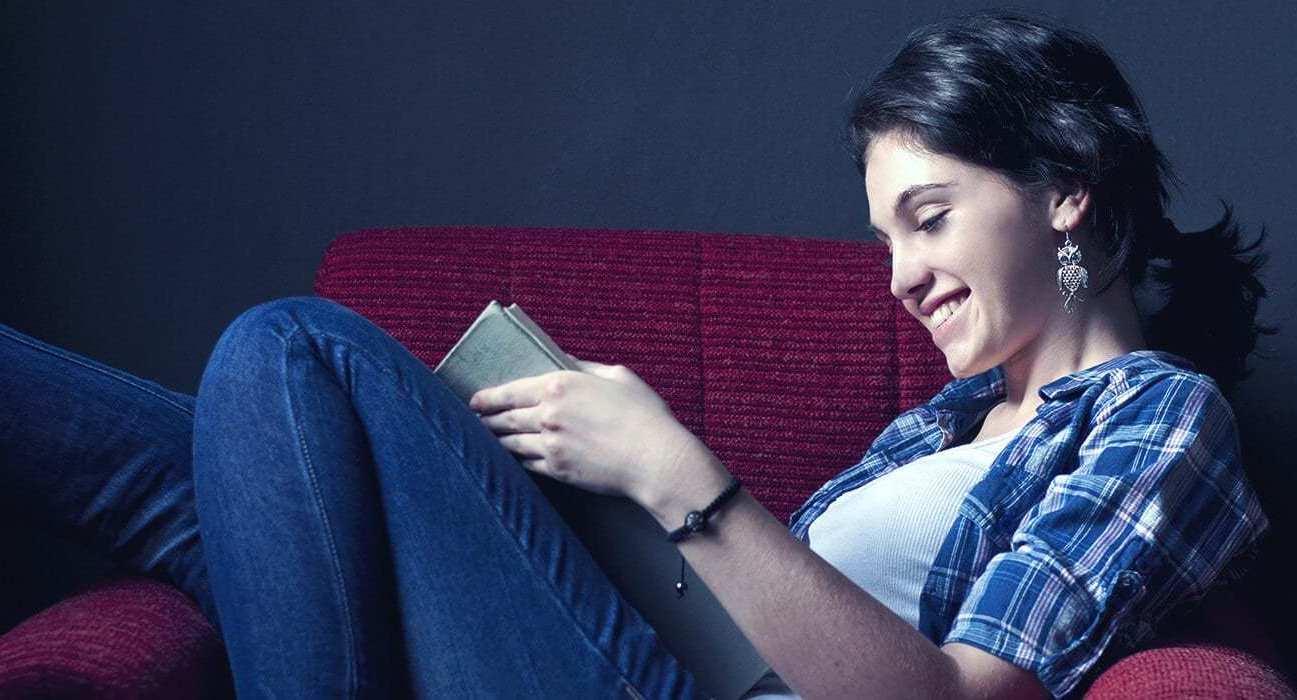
[[2, 226, 1291, 698]]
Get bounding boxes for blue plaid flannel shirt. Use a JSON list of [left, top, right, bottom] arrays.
[[787, 350, 1270, 698]]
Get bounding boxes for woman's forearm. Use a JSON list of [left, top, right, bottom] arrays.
[[639, 445, 966, 699]]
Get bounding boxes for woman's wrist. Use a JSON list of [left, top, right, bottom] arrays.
[[638, 432, 736, 531]]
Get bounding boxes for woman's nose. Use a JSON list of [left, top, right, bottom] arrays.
[[888, 247, 932, 301]]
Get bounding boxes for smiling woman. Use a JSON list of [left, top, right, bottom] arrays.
[[476, 9, 1274, 699], [0, 7, 1278, 700], [861, 131, 1097, 382], [771, 7, 1275, 698]]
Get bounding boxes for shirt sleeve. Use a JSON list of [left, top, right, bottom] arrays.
[[941, 372, 1270, 698]]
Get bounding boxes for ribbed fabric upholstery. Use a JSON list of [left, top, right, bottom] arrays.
[[313, 225, 948, 522], [0, 577, 230, 698], [1, 225, 1289, 697], [1082, 644, 1295, 699]]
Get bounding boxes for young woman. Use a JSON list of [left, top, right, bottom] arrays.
[[0, 9, 1272, 699]]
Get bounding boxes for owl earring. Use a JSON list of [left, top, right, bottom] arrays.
[[1056, 228, 1089, 314]]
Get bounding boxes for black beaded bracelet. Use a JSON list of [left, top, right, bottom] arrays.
[[667, 476, 741, 597]]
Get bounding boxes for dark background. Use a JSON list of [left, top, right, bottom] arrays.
[[3, 0, 1295, 676]]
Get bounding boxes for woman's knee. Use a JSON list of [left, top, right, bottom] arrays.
[[223, 296, 356, 345], [202, 297, 356, 376], [193, 297, 363, 499]]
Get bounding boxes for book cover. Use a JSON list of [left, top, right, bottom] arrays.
[[434, 300, 771, 700]]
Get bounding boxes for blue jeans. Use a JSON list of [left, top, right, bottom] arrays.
[[0, 296, 701, 698]]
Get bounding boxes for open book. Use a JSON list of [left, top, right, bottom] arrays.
[[434, 300, 771, 700]]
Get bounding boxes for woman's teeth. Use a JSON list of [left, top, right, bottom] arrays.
[[932, 292, 967, 328]]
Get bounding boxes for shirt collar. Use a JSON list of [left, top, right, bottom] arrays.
[[929, 349, 1197, 410], [1035, 349, 1197, 401]]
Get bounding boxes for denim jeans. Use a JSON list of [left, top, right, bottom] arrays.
[[0, 296, 701, 699]]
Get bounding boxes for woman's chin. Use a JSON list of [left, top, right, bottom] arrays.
[[946, 361, 977, 379], [941, 346, 992, 379]]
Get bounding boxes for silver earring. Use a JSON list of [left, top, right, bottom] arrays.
[[1056, 229, 1088, 314]]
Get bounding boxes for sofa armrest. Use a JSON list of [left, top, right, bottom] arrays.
[[1082, 643, 1294, 699], [0, 576, 231, 698]]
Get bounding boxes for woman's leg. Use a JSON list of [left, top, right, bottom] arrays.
[[0, 321, 215, 623], [192, 296, 699, 699]]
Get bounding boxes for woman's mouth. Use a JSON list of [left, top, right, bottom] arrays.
[[930, 290, 970, 330], [930, 290, 971, 346]]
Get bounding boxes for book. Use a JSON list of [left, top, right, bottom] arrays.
[[434, 300, 772, 700]]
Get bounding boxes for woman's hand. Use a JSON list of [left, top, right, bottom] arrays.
[[467, 354, 705, 506]]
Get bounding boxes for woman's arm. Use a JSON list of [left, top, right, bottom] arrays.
[[472, 359, 1267, 698], [469, 361, 1047, 698], [641, 443, 1048, 700]]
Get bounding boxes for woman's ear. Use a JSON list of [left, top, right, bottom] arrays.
[[1048, 180, 1091, 233]]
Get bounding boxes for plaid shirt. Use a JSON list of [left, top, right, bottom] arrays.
[[787, 350, 1270, 698]]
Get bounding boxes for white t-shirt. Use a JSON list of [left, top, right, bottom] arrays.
[[741, 428, 1017, 699]]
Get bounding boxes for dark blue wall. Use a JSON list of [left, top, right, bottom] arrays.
[[4, 0, 1295, 674]]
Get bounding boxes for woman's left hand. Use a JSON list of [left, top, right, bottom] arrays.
[[467, 356, 703, 506]]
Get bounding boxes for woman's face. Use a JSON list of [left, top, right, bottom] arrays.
[[864, 130, 1066, 379]]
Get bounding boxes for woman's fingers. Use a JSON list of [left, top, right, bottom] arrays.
[[478, 405, 546, 434], [496, 432, 545, 458]]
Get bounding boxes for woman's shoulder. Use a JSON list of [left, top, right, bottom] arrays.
[[1078, 351, 1239, 446], [1093, 350, 1227, 408], [999, 348, 1224, 418]]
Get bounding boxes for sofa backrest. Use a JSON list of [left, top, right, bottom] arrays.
[[314, 226, 951, 523]]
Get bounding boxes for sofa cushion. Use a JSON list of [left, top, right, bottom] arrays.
[[0, 576, 230, 698], [313, 226, 951, 522]]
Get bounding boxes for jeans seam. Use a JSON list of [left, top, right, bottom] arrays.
[[411, 386, 647, 696], [298, 325, 647, 696], [281, 324, 361, 699], [0, 324, 195, 416]]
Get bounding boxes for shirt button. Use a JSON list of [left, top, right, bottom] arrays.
[[1116, 571, 1142, 588]]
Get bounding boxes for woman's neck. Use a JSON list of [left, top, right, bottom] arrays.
[[997, 276, 1147, 419]]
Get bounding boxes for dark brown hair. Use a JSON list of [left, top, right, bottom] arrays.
[[845, 8, 1275, 396]]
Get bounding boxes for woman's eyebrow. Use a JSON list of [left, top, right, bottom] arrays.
[[869, 180, 956, 239], [892, 181, 954, 217]]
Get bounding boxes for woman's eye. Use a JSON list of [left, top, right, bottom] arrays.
[[917, 210, 949, 232]]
